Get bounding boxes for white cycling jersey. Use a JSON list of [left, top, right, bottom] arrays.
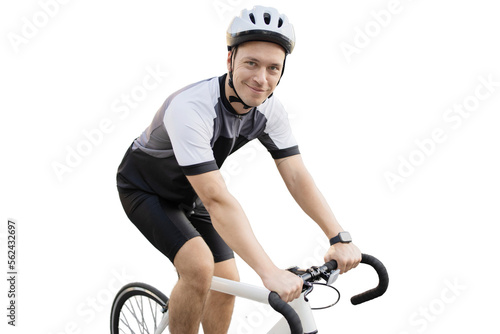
[[117, 74, 299, 207]]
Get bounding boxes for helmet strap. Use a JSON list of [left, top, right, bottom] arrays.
[[228, 73, 253, 110], [228, 47, 253, 110]]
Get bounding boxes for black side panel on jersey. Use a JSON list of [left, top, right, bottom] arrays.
[[117, 145, 198, 207]]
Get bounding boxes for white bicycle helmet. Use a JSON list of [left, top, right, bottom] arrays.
[[226, 6, 296, 54]]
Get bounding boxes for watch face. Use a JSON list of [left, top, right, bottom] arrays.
[[340, 232, 352, 242]]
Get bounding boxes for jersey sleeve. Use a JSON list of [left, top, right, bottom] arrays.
[[258, 97, 300, 159], [163, 99, 218, 176]]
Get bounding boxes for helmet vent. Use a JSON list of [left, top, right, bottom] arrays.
[[263, 12, 271, 25], [226, 6, 296, 54]]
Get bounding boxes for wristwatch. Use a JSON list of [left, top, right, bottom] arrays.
[[329, 232, 352, 246]]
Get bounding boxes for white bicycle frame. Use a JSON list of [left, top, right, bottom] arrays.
[[154, 276, 318, 334]]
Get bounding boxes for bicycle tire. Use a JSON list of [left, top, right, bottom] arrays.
[[110, 282, 169, 334]]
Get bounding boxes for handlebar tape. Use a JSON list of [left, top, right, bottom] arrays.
[[269, 253, 389, 332], [323, 254, 389, 305], [350, 254, 389, 305], [268, 291, 303, 334]]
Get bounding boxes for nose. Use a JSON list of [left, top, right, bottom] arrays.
[[253, 66, 267, 86]]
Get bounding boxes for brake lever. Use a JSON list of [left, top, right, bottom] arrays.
[[303, 281, 314, 302]]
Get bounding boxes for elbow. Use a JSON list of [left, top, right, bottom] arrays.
[[286, 170, 313, 193], [200, 196, 219, 214], [197, 187, 232, 216], [186, 170, 234, 218]]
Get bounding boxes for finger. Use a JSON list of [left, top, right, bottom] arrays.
[[290, 278, 302, 301], [289, 286, 297, 302], [346, 258, 355, 272], [342, 260, 351, 274], [286, 286, 298, 302], [279, 290, 289, 303], [349, 261, 356, 272], [294, 282, 302, 300], [351, 256, 362, 271], [288, 290, 297, 303], [352, 253, 362, 269]]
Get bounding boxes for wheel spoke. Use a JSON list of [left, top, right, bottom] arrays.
[[119, 308, 135, 334], [111, 284, 168, 334], [134, 296, 149, 334], [125, 301, 141, 332], [148, 297, 158, 332]]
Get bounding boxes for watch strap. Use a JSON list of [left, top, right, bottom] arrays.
[[329, 232, 352, 246], [329, 235, 341, 246]]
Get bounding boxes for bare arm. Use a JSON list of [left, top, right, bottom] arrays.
[[186, 170, 302, 301], [275, 154, 362, 273]]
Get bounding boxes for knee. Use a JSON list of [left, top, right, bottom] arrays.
[[182, 259, 214, 294], [175, 239, 215, 293]]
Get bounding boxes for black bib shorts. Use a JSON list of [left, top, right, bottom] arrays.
[[118, 187, 234, 264]]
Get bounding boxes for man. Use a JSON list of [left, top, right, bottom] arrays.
[[116, 6, 361, 334]]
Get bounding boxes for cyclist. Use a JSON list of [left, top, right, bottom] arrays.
[[116, 6, 361, 334]]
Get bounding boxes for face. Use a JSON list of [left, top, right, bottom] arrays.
[[227, 41, 286, 110]]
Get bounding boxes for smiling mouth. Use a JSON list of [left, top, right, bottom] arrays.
[[246, 84, 266, 94]]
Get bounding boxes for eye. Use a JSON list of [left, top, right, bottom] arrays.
[[246, 61, 256, 66]]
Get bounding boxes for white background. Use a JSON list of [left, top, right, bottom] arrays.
[[1, 0, 499, 333]]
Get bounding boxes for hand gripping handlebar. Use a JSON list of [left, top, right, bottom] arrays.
[[268, 253, 389, 333]]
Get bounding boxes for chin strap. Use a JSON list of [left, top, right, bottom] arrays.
[[228, 71, 253, 110]]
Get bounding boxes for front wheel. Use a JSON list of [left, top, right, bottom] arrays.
[[110, 282, 169, 334]]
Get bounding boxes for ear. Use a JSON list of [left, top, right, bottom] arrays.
[[226, 50, 233, 72]]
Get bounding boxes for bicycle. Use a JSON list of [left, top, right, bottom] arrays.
[[110, 253, 389, 333]]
